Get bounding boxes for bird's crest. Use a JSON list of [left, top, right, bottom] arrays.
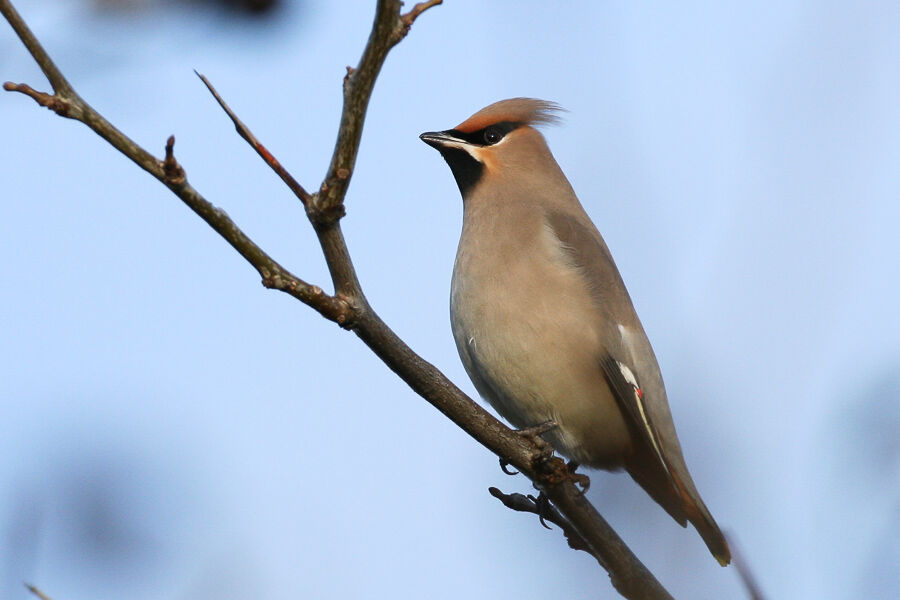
[[454, 98, 564, 133]]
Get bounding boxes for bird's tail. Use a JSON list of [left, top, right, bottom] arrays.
[[626, 452, 731, 566], [681, 487, 731, 567]]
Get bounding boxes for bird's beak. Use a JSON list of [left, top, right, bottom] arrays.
[[419, 130, 460, 150]]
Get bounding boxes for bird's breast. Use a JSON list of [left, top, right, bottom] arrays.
[[450, 208, 633, 465]]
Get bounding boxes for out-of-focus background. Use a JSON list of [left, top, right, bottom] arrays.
[[2, 1, 899, 598]]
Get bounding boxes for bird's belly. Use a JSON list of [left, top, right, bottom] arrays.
[[451, 256, 633, 467]]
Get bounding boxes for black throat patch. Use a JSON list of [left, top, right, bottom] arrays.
[[438, 146, 484, 197]]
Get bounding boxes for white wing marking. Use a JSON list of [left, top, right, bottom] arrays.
[[615, 359, 670, 477]]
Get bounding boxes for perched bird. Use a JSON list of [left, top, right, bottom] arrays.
[[420, 98, 731, 566]]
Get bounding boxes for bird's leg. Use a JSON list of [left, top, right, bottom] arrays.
[[517, 419, 559, 437]]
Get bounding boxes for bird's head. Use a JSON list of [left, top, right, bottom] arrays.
[[420, 98, 564, 197]]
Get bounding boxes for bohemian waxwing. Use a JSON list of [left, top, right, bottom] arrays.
[[420, 98, 731, 566]]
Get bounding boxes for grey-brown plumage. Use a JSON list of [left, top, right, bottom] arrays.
[[420, 98, 731, 565]]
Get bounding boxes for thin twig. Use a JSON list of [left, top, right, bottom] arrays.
[[0, 0, 73, 96], [397, 0, 442, 40], [401, 0, 443, 25], [196, 71, 313, 206], [25, 584, 52, 600], [727, 531, 768, 600], [2, 81, 79, 117]]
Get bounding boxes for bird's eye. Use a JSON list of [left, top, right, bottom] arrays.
[[483, 127, 503, 145]]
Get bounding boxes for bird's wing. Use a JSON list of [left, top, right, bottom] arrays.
[[544, 209, 675, 474], [545, 209, 732, 565], [598, 354, 676, 487]]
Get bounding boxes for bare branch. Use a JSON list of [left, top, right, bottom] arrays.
[[401, 0, 443, 24], [0, 0, 73, 96], [154, 138, 353, 325], [2, 0, 681, 598], [397, 0, 443, 41], [728, 532, 768, 600], [1, 3, 352, 326], [196, 71, 313, 206], [2, 81, 80, 117], [25, 584, 52, 600], [552, 482, 674, 599], [313, 0, 439, 225]]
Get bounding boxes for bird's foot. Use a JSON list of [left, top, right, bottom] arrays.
[[498, 421, 557, 475], [488, 487, 563, 532], [565, 460, 590, 495], [517, 420, 557, 464], [539, 459, 591, 495]]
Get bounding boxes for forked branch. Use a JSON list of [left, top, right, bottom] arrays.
[[1, 0, 675, 598]]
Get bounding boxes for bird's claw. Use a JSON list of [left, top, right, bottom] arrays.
[[567, 460, 591, 495], [554, 461, 590, 495], [527, 493, 554, 529], [499, 457, 518, 475]]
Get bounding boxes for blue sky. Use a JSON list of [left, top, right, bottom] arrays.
[[2, 1, 899, 598]]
